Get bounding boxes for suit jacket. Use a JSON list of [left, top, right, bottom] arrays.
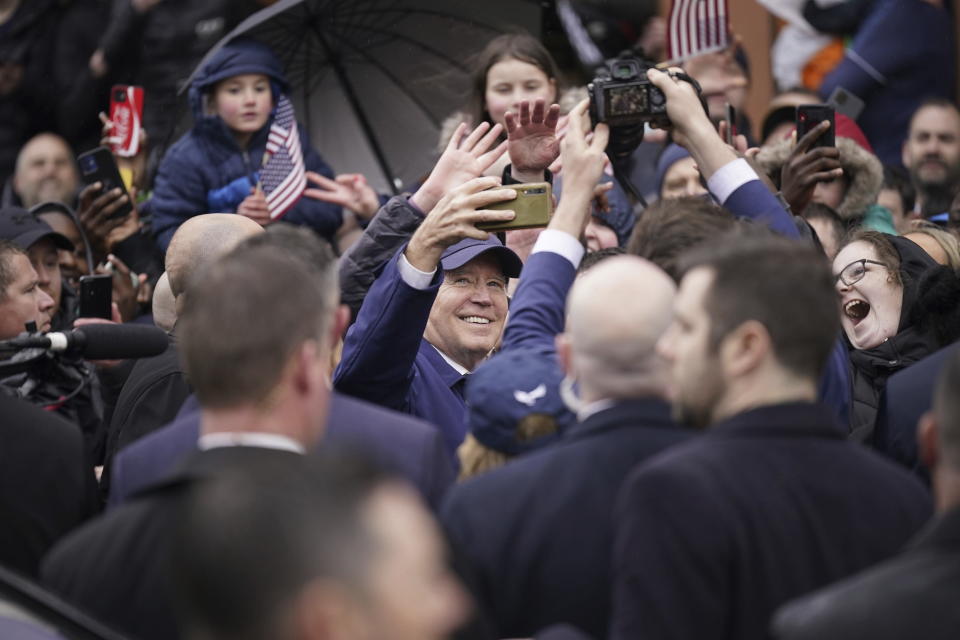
[[0, 396, 99, 578], [610, 402, 933, 640], [773, 505, 960, 639], [720, 177, 851, 428], [442, 399, 691, 638], [334, 250, 468, 455], [41, 447, 296, 640], [109, 391, 454, 510], [873, 342, 959, 477]]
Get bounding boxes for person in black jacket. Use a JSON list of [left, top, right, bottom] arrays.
[[773, 348, 960, 640], [610, 235, 932, 640], [0, 395, 99, 578]]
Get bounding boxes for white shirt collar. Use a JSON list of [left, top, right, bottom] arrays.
[[432, 345, 470, 376], [577, 399, 617, 422], [197, 432, 306, 455]]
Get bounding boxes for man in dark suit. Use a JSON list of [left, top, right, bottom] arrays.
[[772, 348, 960, 640], [109, 391, 454, 510], [443, 255, 689, 638], [441, 103, 690, 638], [0, 395, 98, 578], [101, 213, 262, 492], [40, 235, 350, 639], [609, 236, 932, 640], [873, 342, 960, 476]]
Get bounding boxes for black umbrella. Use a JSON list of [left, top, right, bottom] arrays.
[[182, 0, 545, 194]]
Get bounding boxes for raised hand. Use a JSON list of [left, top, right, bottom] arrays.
[[412, 121, 508, 214], [505, 98, 561, 177], [404, 177, 516, 272], [77, 182, 137, 261], [779, 120, 843, 214], [548, 99, 609, 238], [304, 172, 380, 220]]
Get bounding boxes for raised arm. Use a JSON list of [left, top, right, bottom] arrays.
[[502, 99, 610, 351], [336, 121, 508, 321], [647, 68, 799, 238]]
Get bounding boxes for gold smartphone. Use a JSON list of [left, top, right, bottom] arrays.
[[478, 182, 553, 232]]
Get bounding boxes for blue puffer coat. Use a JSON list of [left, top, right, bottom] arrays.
[[150, 39, 341, 251]]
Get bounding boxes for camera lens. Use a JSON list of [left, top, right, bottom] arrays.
[[81, 156, 97, 173]]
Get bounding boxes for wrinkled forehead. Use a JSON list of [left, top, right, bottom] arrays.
[[833, 240, 878, 273]]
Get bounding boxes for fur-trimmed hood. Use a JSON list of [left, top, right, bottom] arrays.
[[754, 137, 883, 221]]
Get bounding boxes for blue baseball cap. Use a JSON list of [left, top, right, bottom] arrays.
[[466, 348, 575, 455], [440, 234, 523, 278], [0, 206, 73, 251]]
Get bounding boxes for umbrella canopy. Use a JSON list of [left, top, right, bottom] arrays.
[[183, 0, 544, 193]]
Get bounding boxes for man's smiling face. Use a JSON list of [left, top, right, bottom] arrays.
[[424, 253, 509, 371]]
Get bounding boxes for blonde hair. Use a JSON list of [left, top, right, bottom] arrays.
[[906, 221, 960, 271], [456, 414, 559, 482]]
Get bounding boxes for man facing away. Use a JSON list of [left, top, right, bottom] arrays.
[[773, 347, 960, 640], [609, 235, 932, 640]]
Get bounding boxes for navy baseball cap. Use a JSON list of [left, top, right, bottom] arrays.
[[0, 206, 73, 251], [466, 348, 576, 455], [440, 235, 523, 278]]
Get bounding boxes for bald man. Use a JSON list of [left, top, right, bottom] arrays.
[[8, 133, 79, 208], [103, 214, 263, 484], [441, 257, 693, 639]]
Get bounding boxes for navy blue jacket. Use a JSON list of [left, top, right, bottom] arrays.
[[873, 342, 960, 478], [442, 399, 690, 639], [334, 249, 469, 456], [150, 42, 342, 250], [108, 391, 454, 510], [610, 402, 932, 640], [820, 0, 956, 166]]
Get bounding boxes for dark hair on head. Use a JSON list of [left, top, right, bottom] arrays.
[[171, 453, 392, 640], [465, 32, 560, 128], [934, 349, 960, 469], [881, 164, 916, 215], [0, 239, 25, 302], [237, 223, 337, 279], [179, 244, 337, 409], [679, 234, 840, 381], [626, 197, 736, 282], [841, 229, 903, 286], [802, 203, 846, 251], [578, 246, 625, 273]]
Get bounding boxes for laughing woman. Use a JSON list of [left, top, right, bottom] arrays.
[[833, 230, 960, 440]]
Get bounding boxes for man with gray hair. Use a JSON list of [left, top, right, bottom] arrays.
[[440, 106, 692, 637]]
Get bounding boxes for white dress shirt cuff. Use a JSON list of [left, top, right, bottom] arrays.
[[398, 252, 437, 290], [707, 158, 758, 205], [531, 229, 585, 269]]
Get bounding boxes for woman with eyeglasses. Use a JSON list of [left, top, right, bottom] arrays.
[[832, 230, 955, 441]]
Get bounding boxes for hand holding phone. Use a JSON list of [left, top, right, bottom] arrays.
[[77, 147, 133, 220], [796, 104, 835, 149], [478, 182, 553, 232]]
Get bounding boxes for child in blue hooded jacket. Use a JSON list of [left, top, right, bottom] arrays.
[[150, 39, 343, 251]]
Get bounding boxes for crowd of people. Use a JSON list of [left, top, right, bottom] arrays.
[[2, 0, 960, 639]]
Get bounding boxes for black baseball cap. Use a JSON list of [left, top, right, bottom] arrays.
[[0, 206, 73, 251]]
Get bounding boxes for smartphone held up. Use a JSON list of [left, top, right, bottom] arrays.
[[796, 104, 835, 149], [478, 182, 553, 232], [108, 85, 144, 158]]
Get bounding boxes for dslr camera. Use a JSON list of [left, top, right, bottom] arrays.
[[588, 54, 669, 129]]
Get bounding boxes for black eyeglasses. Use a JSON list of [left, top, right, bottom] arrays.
[[835, 259, 888, 286]]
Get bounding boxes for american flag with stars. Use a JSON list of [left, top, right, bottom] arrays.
[[261, 94, 306, 220]]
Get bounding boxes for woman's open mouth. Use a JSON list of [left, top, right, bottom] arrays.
[[843, 299, 870, 325]]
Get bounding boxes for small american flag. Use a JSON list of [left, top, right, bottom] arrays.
[[666, 0, 731, 63], [261, 94, 306, 220]]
